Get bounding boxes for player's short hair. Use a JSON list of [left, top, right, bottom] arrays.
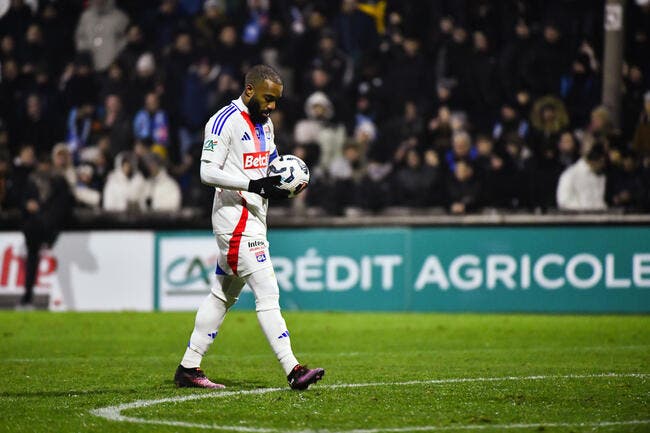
[[245, 64, 283, 88]]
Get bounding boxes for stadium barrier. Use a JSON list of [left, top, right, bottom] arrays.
[[1, 218, 649, 312]]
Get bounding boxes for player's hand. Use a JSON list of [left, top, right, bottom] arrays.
[[248, 175, 290, 199]]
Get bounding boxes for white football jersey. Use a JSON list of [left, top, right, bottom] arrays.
[[201, 97, 279, 237]]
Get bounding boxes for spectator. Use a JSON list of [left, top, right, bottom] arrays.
[[445, 131, 477, 173], [621, 65, 646, 140], [102, 151, 147, 211], [393, 148, 441, 207], [328, 141, 366, 215], [607, 150, 643, 210], [310, 29, 352, 89], [557, 131, 579, 170], [143, 153, 181, 211], [180, 58, 217, 154], [65, 103, 96, 157], [523, 22, 571, 96], [100, 94, 132, 157], [75, 163, 102, 209], [133, 92, 170, 151], [17, 94, 59, 155], [117, 24, 146, 74], [75, 0, 129, 72], [194, 0, 228, 57], [556, 143, 608, 211], [528, 95, 570, 157], [446, 160, 482, 214], [18, 153, 73, 309], [632, 91, 650, 158], [474, 134, 508, 207], [492, 101, 528, 146], [334, 0, 378, 65], [163, 31, 196, 118], [241, 0, 271, 46], [561, 51, 600, 129], [60, 53, 98, 109], [125, 52, 160, 114], [293, 91, 346, 170]]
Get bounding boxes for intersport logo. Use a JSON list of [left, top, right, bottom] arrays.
[[243, 151, 269, 169]]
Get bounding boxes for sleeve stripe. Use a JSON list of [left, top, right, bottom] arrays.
[[217, 108, 237, 135], [269, 149, 278, 162], [211, 104, 236, 134]]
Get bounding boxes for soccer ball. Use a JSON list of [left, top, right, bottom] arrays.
[[267, 154, 310, 198]]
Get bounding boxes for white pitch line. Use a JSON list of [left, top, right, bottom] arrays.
[[90, 373, 649, 432]]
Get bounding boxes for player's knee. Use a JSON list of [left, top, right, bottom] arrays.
[[255, 294, 280, 312], [211, 289, 228, 305]]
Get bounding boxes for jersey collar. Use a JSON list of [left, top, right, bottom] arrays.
[[232, 97, 248, 114]]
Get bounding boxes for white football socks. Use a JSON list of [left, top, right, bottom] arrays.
[[247, 269, 299, 375], [180, 275, 242, 369], [180, 292, 227, 368], [180, 268, 299, 376]]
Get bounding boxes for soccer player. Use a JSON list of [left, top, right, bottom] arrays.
[[174, 65, 325, 390]]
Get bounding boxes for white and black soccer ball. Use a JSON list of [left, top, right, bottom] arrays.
[[267, 154, 310, 198]]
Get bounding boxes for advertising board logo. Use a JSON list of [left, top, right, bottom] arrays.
[[243, 151, 269, 169], [1, 245, 57, 290], [165, 256, 214, 288]]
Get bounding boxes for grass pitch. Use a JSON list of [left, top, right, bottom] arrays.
[[0, 311, 648, 433]]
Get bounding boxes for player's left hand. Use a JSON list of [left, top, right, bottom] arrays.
[[248, 175, 290, 199]]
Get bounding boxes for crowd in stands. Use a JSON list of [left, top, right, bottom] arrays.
[[1, 0, 649, 219]]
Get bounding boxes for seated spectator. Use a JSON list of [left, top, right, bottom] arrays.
[[66, 103, 96, 158], [133, 92, 170, 152], [492, 101, 528, 145], [328, 141, 366, 215], [446, 160, 482, 214], [294, 91, 346, 170], [393, 148, 441, 207], [99, 94, 132, 157], [17, 94, 59, 155], [74, 163, 101, 208], [102, 151, 147, 211], [143, 153, 181, 211], [607, 149, 643, 210], [556, 143, 607, 211], [528, 95, 570, 158], [445, 131, 477, 173], [557, 131, 580, 170], [474, 134, 508, 207], [52, 143, 102, 209]]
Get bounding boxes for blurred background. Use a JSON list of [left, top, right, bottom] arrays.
[[0, 0, 649, 312], [1, 0, 649, 222]]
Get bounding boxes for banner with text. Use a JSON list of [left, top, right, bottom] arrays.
[[155, 227, 650, 312]]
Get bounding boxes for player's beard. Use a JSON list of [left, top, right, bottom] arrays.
[[247, 98, 270, 125]]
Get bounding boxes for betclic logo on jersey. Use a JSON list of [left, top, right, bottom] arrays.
[[243, 151, 269, 169]]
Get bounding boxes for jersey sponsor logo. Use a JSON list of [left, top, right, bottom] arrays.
[[203, 139, 216, 151], [243, 151, 269, 169]]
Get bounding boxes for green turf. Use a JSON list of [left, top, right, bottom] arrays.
[[0, 312, 648, 433]]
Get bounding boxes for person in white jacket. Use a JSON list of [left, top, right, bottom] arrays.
[[102, 151, 147, 211], [556, 143, 607, 211], [143, 153, 181, 211]]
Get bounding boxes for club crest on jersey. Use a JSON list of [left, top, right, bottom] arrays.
[[255, 251, 267, 262], [243, 151, 269, 169]]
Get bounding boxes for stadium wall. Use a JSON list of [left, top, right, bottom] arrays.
[[1, 227, 649, 312]]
